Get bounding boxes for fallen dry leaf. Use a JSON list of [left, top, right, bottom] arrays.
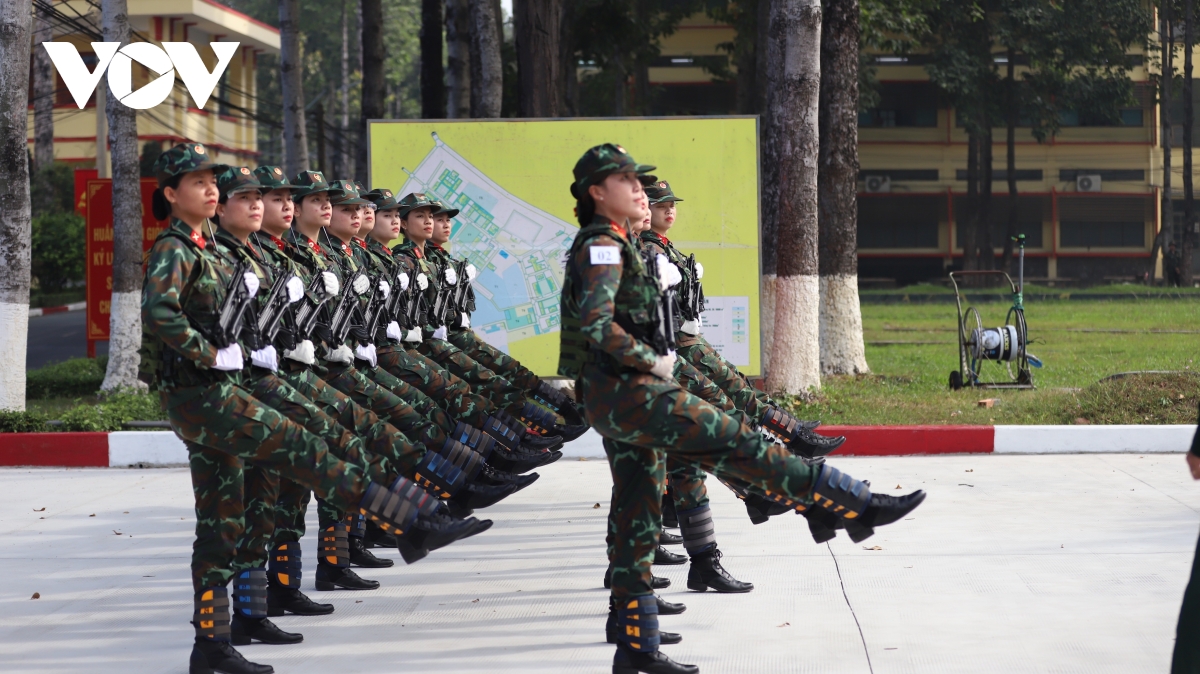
[[577, 457, 588, 461], [777, 622, 790, 627], [112, 530, 122, 535], [30, 592, 40, 600], [593, 503, 601, 509], [123, 511, 129, 514], [89, 514, 95, 517], [33, 507, 44, 512], [355, 600, 363, 603], [895, 484, 902, 489], [965, 469, 974, 473], [472, 598, 480, 603], [863, 545, 883, 551]]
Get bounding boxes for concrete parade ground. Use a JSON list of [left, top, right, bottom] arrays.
[[2, 453, 1197, 674]]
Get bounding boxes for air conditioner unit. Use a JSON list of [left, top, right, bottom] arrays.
[[1076, 174, 1102, 192], [864, 175, 891, 193]]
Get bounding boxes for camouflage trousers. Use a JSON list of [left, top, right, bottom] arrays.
[[677, 334, 772, 419], [580, 364, 819, 599], [166, 381, 366, 591], [364, 363, 458, 439], [379, 344, 497, 429], [414, 337, 526, 415], [448, 329, 542, 392], [320, 360, 449, 451]]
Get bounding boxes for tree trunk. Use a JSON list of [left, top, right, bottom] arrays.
[[315, 100, 327, 173], [358, 0, 385, 179], [279, 0, 309, 176], [560, 0, 576, 116], [1154, 10, 1174, 283], [1002, 47, 1019, 274], [0, 0, 31, 410], [421, 0, 446, 119], [962, 130, 979, 271], [817, 0, 867, 376], [515, 0, 561, 117], [1184, 0, 1195, 287], [446, 0, 472, 118], [765, 0, 822, 395], [32, 5, 54, 171], [470, 0, 503, 118], [977, 124, 994, 270], [99, 0, 145, 392], [334, 0, 350, 179], [755, 0, 771, 115], [735, 3, 757, 115], [758, 0, 778, 376]]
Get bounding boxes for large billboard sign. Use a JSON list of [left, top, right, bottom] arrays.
[[369, 118, 761, 376]]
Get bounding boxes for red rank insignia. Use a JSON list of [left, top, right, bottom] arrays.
[[189, 229, 206, 249]]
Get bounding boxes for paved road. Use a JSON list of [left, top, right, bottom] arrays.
[[25, 310, 106, 370], [1, 454, 1195, 673]]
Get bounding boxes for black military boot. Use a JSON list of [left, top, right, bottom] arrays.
[[610, 596, 697, 674], [533, 379, 588, 428], [359, 477, 491, 565], [661, 491, 679, 529], [793, 464, 927, 543], [656, 595, 686, 615], [743, 492, 793, 525], [659, 530, 683, 546], [606, 597, 683, 645], [438, 434, 538, 491], [190, 587, 274, 674], [363, 520, 398, 549], [653, 546, 687, 566], [315, 524, 380, 591], [265, 543, 333, 616], [760, 406, 845, 459], [231, 568, 302, 645], [687, 548, 753, 593], [604, 564, 670, 590], [230, 615, 302, 646], [472, 418, 563, 472], [346, 513, 394, 568]]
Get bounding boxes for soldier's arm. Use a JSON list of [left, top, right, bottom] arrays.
[[576, 238, 658, 372], [141, 239, 219, 366]]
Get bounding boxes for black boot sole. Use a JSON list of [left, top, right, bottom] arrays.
[[314, 579, 378, 591], [653, 552, 687, 566], [686, 578, 754, 593], [231, 633, 304, 646]]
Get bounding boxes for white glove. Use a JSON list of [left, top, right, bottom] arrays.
[[444, 266, 458, 286], [320, 271, 339, 296], [250, 345, 278, 371], [386, 321, 403, 342], [283, 339, 316, 365], [416, 273, 429, 290], [285, 276, 304, 303], [397, 272, 410, 291], [649, 351, 677, 381], [403, 327, 423, 343], [378, 279, 391, 299], [352, 274, 370, 295], [694, 261, 705, 280], [433, 325, 448, 340], [213, 344, 244, 371], [465, 263, 477, 281], [326, 344, 354, 364], [355, 343, 378, 367], [460, 314, 470, 328], [656, 254, 683, 290], [243, 272, 260, 297]]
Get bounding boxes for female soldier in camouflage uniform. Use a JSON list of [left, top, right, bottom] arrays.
[[560, 144, 925, 674], [140, 143, 484, 674]]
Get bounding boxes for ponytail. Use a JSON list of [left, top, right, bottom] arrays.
[[151, 174, 184, 221], [575, 193, 596, 227]]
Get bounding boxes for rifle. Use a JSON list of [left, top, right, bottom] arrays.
[[639, 248, 678, 357], [206, 260, 255, 349], [290, 275, 330, 341], [450, 258, 473, 321], [428, 261, 456, 328], [325, 272, 368, 345], [252, 267, 298, 351], [353, 273, 385, 346], [681, 253, 705, 322], [400, 269, 426, 330]]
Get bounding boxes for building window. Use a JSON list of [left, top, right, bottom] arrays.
[[217, 70, 231, 116], [857, 195, 942, 248], [1058, 195, 1150, 248], [859, 82, 939, 128], [953, 195, 1048, 249]]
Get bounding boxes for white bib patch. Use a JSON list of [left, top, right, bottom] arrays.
[[589, 246, 620, 265]]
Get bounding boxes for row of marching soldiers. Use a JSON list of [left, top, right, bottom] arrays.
[[139, 142, 589, 674]]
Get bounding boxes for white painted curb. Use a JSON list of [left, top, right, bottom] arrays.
[[994, 425, 1196, 454], [27, 301, 86, 318], [107, 431, 188, 466]]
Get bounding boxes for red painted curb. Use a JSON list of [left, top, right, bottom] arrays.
[[821, 425, 995, 456], [0, 433, 108, 467], [40, 305, 69, 315]]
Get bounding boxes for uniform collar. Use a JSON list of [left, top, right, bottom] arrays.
[[170, 218, 208, 250], [368, 238, 392, 255], [352, 237, 368, 250], [591, 214, 629, 241]]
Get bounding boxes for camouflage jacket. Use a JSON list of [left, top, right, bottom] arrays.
[[140, 218, 239, 394], [639, 230, 702, 343], [393, 240, 441, 331], [558, 215, 660, 378], [424, 243, 475, 328]]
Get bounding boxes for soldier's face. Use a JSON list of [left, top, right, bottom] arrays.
[[650, 201, 676, 232], [261, 189, 294, 236], [374, 208, 401, 242], [403, 207, 434, 242], [298, 193, 332, 228], [217, 190, 264, 242], [432, 214, 452, 245], [590, 172, 644, 224], [164, 169, 219, 225], [360, 206, 376, 237], [328, 204, 362, 242]]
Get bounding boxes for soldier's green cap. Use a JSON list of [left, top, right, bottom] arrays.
[[637, 174, 659, 187], [645, 179, 682, 204], [328, 180, 370, 206], [290, 170, 342, 202], [570, 143, 655, 199], [215, 166, 266, 199], [253, 166, 297, 192], [397, 192, 437, 218], [152, 142, 228, 187], [431, 200, 460, 218], [365, 188, 401, 211]]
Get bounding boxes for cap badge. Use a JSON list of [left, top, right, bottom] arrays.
[[194, 144, 204, 153], [274, 167, 282, 174], [658, 182, 666, 188], [240, 167, 251, 175]]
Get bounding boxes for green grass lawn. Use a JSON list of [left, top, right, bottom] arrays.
[[784, 299, 1200, 425]]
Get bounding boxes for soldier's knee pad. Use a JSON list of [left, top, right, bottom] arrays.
[[614, 594, 661, 653], [232, 568, 268, 619], [193, 586, 232, 642], [677, 505, 716, 556], [451, 421, 496, 460], [517, 401, 558, 435], [359, 477, 439, 536], [437, 437, 486, 482], [318, 524, 350, 568], [268, 542, 302, 589], [413, 450, 468, 499], [480, 415, 523, 450]]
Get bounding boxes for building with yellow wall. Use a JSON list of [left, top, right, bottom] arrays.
[[28, 0, 279, 171]]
